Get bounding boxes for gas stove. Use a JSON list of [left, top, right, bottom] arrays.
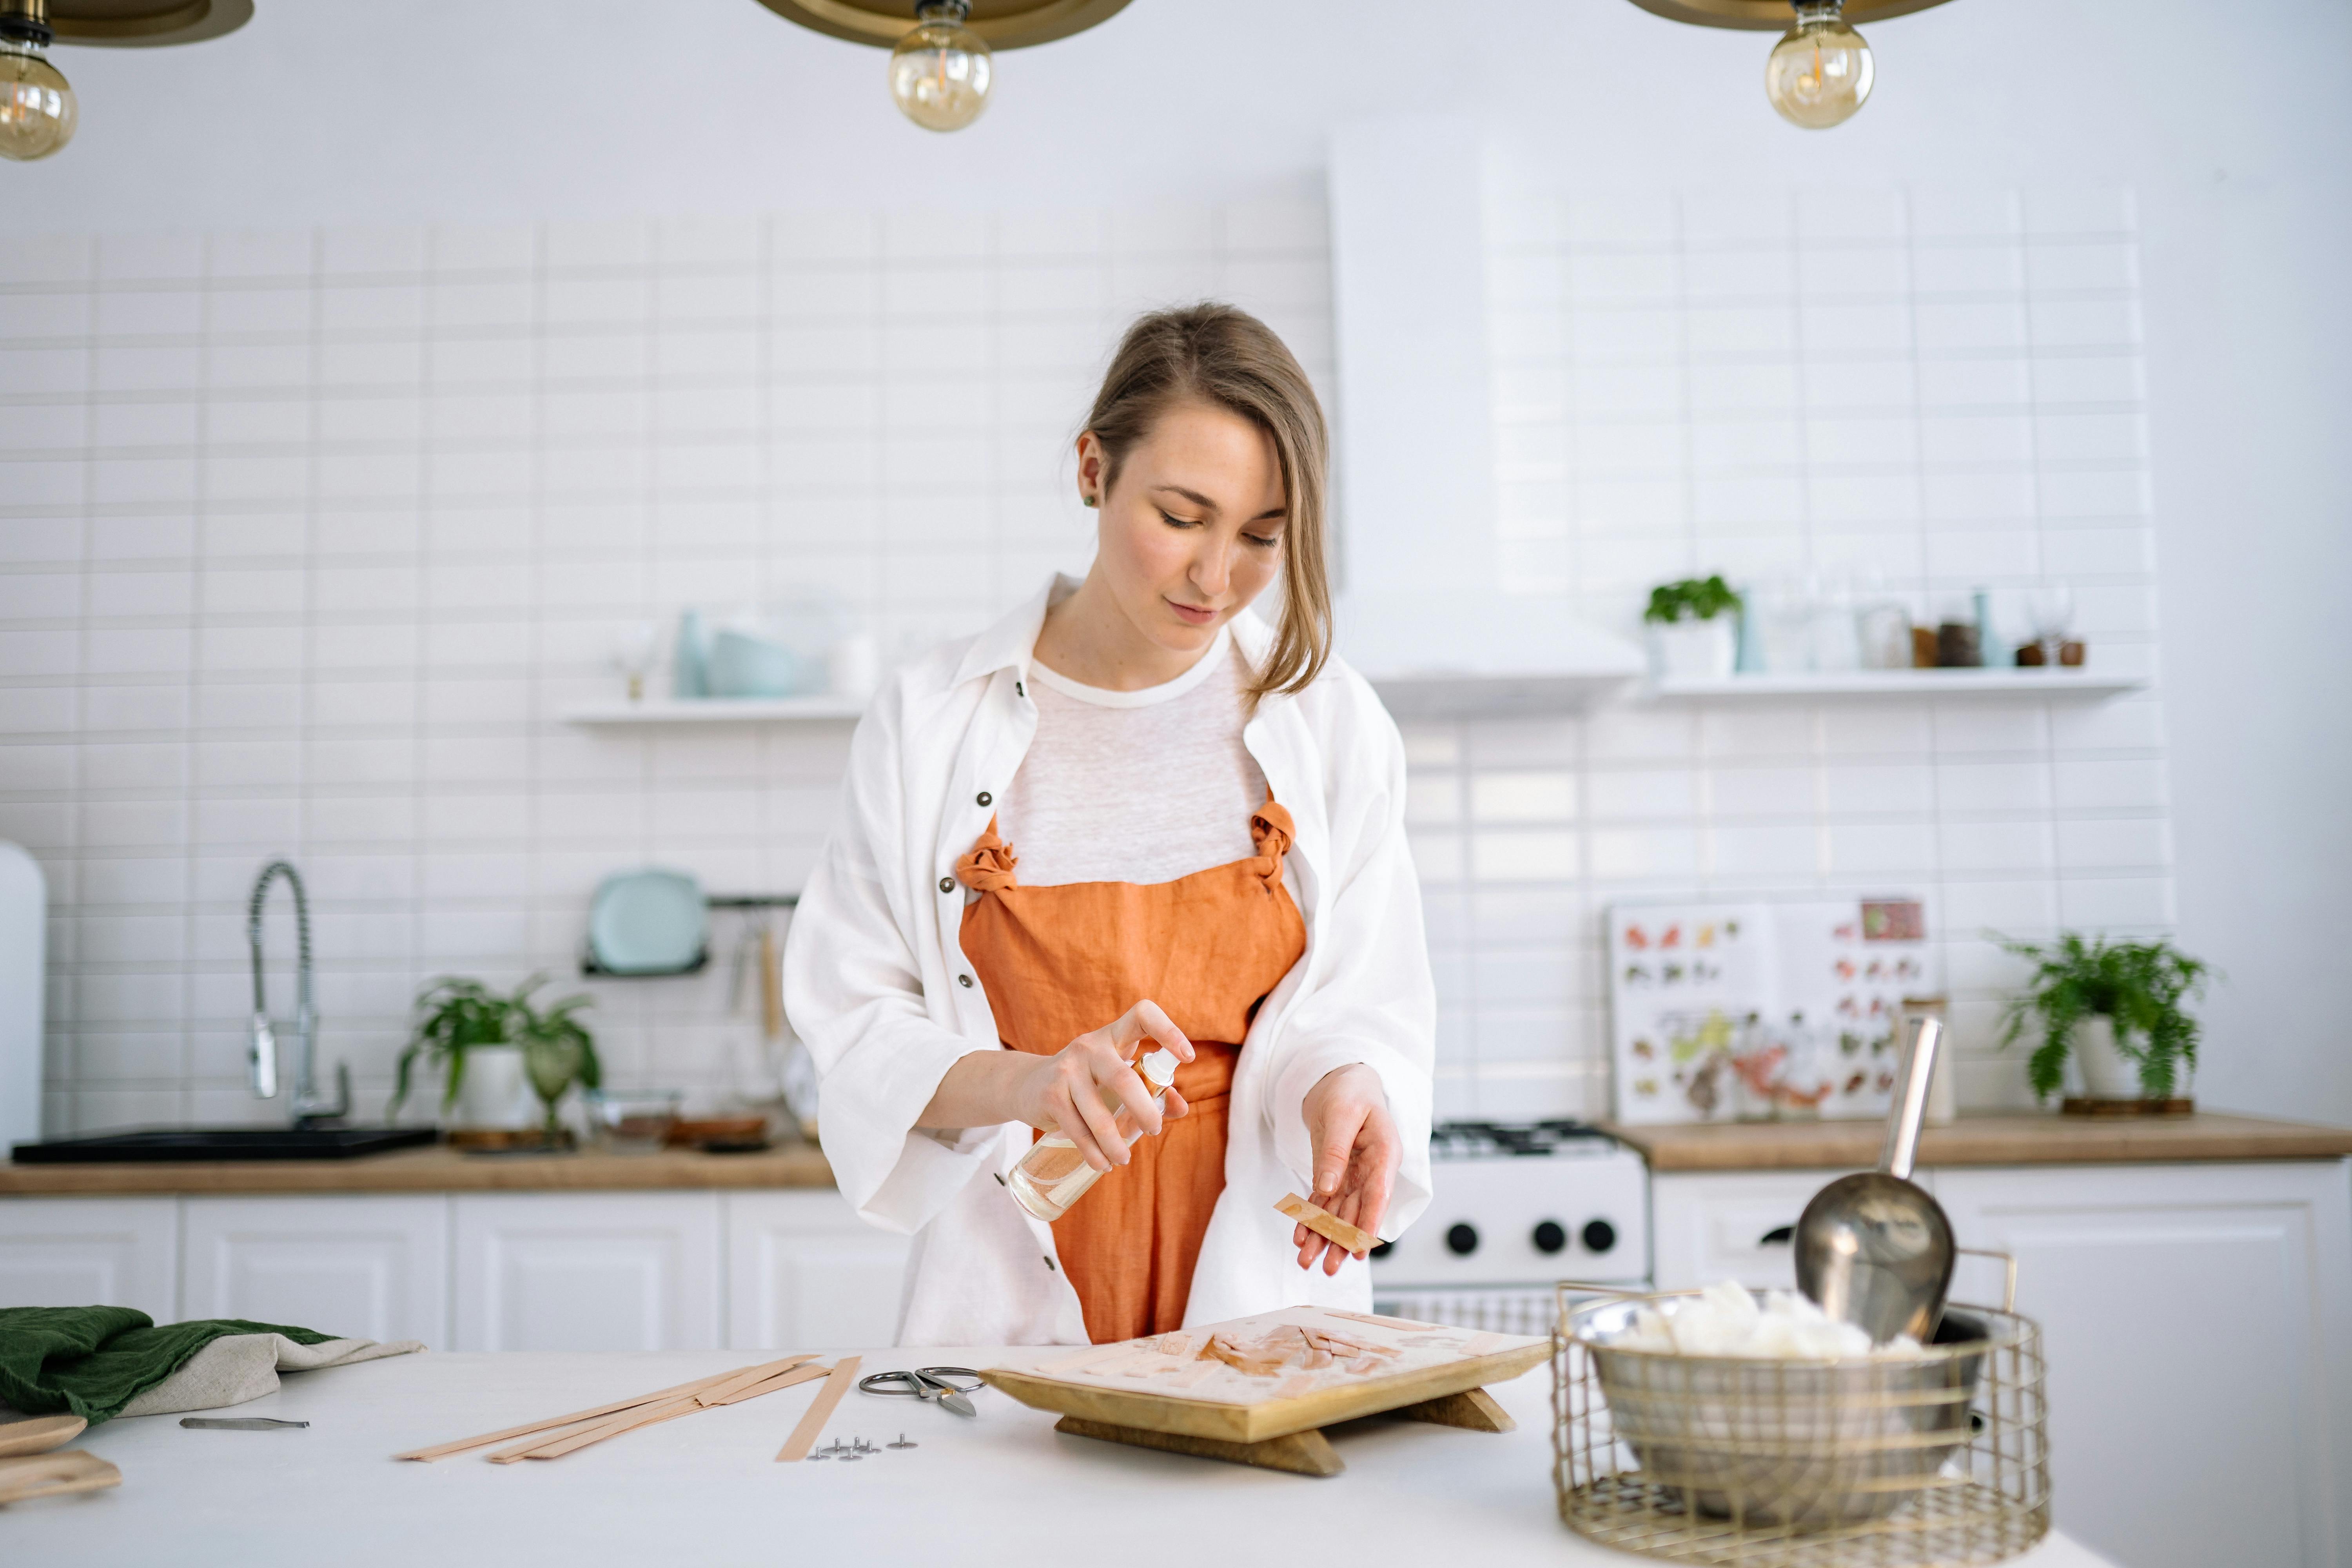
[[1370, 1118, 1651, 1335], [1427, 1118, 1617, 1160]]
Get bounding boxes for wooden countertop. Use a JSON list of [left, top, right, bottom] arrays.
[[1602, 1110, 2352, 1172], [0, 1141, 837, 1196]]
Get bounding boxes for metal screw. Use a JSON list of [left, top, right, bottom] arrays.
[[888, 1432, 917, 1449]]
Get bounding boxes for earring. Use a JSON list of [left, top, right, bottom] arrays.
[[1082, 494, 1098, 508]]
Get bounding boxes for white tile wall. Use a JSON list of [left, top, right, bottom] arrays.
[[0, 183, 2173, 1136], [1404, 181, 2169, 1120], [0, 201, 1334, 1135]]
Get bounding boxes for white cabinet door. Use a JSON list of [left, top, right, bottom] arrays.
[[0, 1197, 178, 1318], [725, 1191, 909, 1351], [1936, 1161, 2352, 1568], [452, 1192, 722, 1352], [181, 1196, 449, 1346]]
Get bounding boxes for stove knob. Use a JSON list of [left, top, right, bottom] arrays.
[[1532, 1220, 1567, 1255], [1445, 1222, 1479, 1256], [1581, 1219, 1618, 1255]]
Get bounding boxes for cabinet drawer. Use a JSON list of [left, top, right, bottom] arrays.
[[0, 1196, 178, 1318], [725, 1191, 909, 1352], [182, 1196, 449, 1346], [452, 1192, 722, 1352]]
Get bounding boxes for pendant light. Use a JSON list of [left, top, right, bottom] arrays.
[[751, 0, 1131, 132], [1625, 0, 1956, 129], [0, 0, 253, 162]]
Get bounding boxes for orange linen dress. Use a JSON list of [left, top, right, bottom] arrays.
[[955, 800, 1308, 1343]]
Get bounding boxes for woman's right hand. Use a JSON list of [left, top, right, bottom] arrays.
[[1014, 1001, 1194, 1174]]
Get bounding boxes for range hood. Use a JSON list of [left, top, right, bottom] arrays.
[[1328, 115, 1643, 719]]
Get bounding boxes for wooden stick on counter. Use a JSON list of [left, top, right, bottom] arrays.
[[394, 1368, 744, 1461], [708, 1361, 830, 1407], [396, 1354, 811, 1463], [695, 1353, 816, 1407], [494, 1396, 708, 1463], [775, 1357, 861, 1462]]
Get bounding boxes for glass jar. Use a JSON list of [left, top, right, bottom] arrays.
[[1005, 1049, 1178, 1222]]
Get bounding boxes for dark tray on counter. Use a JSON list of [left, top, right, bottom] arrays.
[[11, 1127, 438, 1163]]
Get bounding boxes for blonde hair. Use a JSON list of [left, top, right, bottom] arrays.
[[1083, 303, 1332, 702]]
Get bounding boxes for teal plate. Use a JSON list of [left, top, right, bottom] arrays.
[[588, 868, 708, 976]]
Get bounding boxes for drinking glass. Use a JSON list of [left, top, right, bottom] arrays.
[[2025, 584, 2075, 668]]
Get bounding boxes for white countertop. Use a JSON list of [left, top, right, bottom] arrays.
[[7, 1349, 2116, 1568]]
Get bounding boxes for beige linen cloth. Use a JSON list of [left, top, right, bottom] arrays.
[[118, 1333, 425, 1418]]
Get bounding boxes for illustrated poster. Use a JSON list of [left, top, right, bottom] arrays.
[[1607, 897, 1930, 1126]]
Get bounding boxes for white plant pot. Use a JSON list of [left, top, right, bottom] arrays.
[[452, 1044, 535, 1130], [2071, 1015, 2147, 1099], [1649, 618, 1737, 681]]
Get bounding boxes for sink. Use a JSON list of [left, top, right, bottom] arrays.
[[10, 1127, 438, 1163]]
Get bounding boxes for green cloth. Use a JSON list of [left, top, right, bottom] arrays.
[[0, 1306, 337, 1426]]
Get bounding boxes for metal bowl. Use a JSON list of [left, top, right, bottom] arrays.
[[1566, 1291, 1990, 1530]]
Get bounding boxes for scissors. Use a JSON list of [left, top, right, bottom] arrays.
[[857, 1366, 983, 1418]]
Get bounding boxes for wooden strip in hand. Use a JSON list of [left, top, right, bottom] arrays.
[[394, 1367, 741, 1461], [1276, 1192, 1376, 1255], [775, 1356, 860, 1462]]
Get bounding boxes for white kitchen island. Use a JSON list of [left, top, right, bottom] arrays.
[[5, 1349, 2115, 1568]]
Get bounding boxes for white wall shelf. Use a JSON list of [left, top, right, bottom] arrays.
[[564, 697, 866, 726], [1368, 670, 1640, 719], [1646, 670, 2146, 702]]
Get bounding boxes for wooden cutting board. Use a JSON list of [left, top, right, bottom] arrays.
[[981, 1308, 1550, 1474]]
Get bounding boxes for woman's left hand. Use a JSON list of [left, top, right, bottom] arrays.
[[1294, 1063, 1398, 1275]]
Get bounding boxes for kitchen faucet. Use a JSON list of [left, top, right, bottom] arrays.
[[247, 860, 348, 1125]]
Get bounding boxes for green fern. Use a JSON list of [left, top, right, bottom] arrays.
[[1993, 932, 2212, 1102]]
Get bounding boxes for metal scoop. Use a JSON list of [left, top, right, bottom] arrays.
[[1794, 1014, 1955, 1345]]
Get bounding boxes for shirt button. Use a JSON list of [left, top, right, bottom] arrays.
[[958, 974, 974, 988], [976, 791, 991, 807], [939, 876, 955, 895]]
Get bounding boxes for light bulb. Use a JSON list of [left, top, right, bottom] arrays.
[[1765, 1, 1873, 130], [0, 30, 74, 162], [888, 0, 991, 133]]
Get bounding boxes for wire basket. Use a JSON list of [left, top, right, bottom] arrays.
[[1551, 1268, 2049, 1566]]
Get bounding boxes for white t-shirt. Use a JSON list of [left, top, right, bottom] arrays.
[[995, 626, 1267, 888]]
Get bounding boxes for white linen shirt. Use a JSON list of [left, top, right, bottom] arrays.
[[781, 575, 1437, 1347]]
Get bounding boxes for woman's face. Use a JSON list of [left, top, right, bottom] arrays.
[[1076, 398, 1287, 660]]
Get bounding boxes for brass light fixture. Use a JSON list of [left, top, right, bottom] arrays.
[[751, 0, 1131, 132], [0, 0, 254, 162], [1626, 0, 1958, 129]]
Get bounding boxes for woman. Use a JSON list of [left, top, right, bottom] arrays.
[[783, 303, 1434, 1348]]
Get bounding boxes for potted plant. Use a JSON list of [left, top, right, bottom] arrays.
[[393, 975, 602, 1143], [1995, 933, 2212, 1107], [1644, 576, 1743, 681]]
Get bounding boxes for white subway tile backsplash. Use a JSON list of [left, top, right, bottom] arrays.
[[1473, 830, 1583, 883], [2057, 875, 2173, 930], [1706, 823, 1820, 877], [10, 186, 2166, 1126]]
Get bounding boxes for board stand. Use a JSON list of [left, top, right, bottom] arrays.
[[1052, 1385, 1514, 1478]]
